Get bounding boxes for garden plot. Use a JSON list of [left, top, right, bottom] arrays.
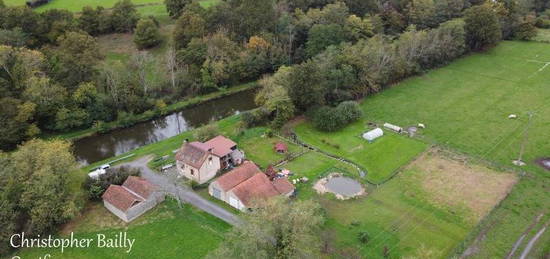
[[319, 150, 517, 258], [294, 120, 427, 183]]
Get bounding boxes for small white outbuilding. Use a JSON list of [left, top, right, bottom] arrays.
[[362, 128, 384, 142], [384, 123, 403, 133]]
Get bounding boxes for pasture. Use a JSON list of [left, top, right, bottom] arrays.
[[310, 150, 516, 258], [4, 0, 220, 12], [354, 40, 550, 257], [360, 41, 550, 177]]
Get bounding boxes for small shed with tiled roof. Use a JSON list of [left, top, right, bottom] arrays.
[[102, 176, 165, 222], [274, 142, 288, 153]]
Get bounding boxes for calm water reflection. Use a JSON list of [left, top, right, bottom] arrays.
[[74, 89, 258, 165]]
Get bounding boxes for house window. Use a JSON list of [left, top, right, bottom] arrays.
[[209, 157, 213, 165], [190, 169, 194, 175]]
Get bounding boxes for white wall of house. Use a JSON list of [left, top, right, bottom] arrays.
[[177, 155, 221, 184], [226, 191, 246, 211], [208, 181, 228, 202]]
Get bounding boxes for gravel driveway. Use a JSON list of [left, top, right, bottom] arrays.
[[116, 155, 242, 226]]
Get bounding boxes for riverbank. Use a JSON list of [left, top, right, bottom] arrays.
[[42, 82, 258, 142]]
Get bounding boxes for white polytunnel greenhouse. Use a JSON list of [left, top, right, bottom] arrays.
[[362, 128, 383, 142]]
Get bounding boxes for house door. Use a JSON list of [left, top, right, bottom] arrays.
[[229, 197, 239, 209]]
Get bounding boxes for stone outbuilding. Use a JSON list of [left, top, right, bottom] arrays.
[[102, 176, 165, 223], [208, 161, 295, 211]]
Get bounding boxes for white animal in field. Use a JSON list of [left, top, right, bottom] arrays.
[[418, 123, 426, 129], [508, 114, 517, 119]]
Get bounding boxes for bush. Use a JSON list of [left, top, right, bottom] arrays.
[[336, 101, 363, 122], [134, 18, 162, 49], [241, 107, 270, 128], [358, 231, 370, 244], [310, 101, 362, 132], [82, 166, 141, 200], [194, 122, 220, 142]]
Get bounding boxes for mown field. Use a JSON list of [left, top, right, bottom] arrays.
[[4, 0, 220, 12], [361, 41, 550, 177], [355, 40, 550, 257], [13, 199, 230, 258]]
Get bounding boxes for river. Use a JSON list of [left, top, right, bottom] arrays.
[[74, 89, 258, 165]]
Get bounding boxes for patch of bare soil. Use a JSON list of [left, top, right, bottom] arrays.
[[536, 158, 550, 171], [410, 150, 518, 223]]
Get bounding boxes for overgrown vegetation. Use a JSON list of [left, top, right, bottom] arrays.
[[82, 166, 142, 200]]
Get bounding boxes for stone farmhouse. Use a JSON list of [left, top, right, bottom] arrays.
[[208, 161, 295, 211], [175, 135, 245, 184], [102, 176, 165, 222]]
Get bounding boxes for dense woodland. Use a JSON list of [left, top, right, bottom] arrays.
[[0, 0, 547, 255]]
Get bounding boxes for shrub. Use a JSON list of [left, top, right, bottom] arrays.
[[194, 122, 220, 142], [134, 18, 161, 49], [241, 107, 270, 128], [336, 101, 363, 123], [265, 129, 274, 137], [310, 101, 362, 132], [358, 231, 370, 244], [82, 166, 141, 200]]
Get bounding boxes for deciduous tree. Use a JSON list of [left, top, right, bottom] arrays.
[[464, 4, 502, 50], [134, 18, 162, 49], [208, 197, 324, 259]]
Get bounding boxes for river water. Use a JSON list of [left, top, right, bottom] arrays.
[[74, 89, 258, 165]]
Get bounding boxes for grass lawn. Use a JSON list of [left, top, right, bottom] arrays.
[[13, 199, 230, 258], [294, 120, 428, 183], [317, 150, 516, 258], [233, 127, 304, 169], [5, 0, 220, 12], [281, 151, 360, 200]]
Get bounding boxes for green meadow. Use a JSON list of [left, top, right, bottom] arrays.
[[12, 199, 230, 258], [4, 0, 220, 12]]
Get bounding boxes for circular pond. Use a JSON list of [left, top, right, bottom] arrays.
[[314, 173, 365, 200]]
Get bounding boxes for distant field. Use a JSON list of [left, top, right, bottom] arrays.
[[4, 0, 220, 12]]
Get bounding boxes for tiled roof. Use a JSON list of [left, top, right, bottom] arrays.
[[273, 178, 295, 195], [274, 142, 288, 152], [215, 161, 261, 191], [175, 141, 211, 169], [204, 135, 237, 157], [102, 177, 158, 212], [123, 176, 156, 199], [230, 173, 280, 207], [102, 185, 144, 212]]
